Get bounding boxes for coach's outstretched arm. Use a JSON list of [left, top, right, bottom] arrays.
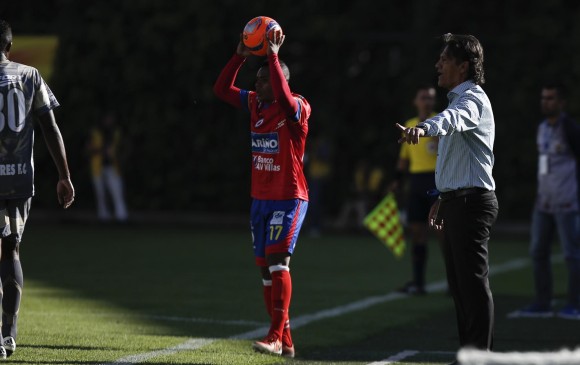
[[37, 110, 75, 209]]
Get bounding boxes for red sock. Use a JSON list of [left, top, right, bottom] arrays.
[[283, 319, 293, 347], [262, 280, 273, 317], [269, 268, 292, 341]]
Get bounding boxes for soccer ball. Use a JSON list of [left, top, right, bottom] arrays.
[[242, 16, 282, 56]]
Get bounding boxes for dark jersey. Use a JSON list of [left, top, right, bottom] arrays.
[[0, 60, 59, 198]]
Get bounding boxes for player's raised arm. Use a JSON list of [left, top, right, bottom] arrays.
[[213, 35, 249, 108], [267, 30, 299, 119]]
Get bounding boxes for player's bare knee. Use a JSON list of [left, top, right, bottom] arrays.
[[266, 253, 290, 267], [260, 266, 272, 280], [1, 234, 20, 260]]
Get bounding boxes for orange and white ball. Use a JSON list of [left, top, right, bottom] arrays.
[[242, 16, 283, 56]]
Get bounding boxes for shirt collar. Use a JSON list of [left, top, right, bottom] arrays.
[[447, 80, 476, 100], [544, 112, 567, 127]]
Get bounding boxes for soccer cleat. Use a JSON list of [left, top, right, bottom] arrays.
[[507, 303, 553, 318], [2, 337, 15, 357], [282, 343, 295, 358], [252, 336, 282, 355], [557, 305, 580, 320], [0, 346, 6, 359]]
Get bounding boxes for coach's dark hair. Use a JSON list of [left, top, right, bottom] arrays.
[[260, 59, 290, 82], [442, 33, 485, 85], [542, 81, 568, 100], [0, 20, 12, 54]]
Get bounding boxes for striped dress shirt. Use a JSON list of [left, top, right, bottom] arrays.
[[418, 80, 496, 193]]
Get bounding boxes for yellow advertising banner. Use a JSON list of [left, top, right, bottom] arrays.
[[10, 36, 58, 81]]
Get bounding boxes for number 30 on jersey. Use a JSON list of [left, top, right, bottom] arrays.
[[0, 88, 26, 133]]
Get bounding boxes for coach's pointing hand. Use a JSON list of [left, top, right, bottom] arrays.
[[396, 123, 425, 145]]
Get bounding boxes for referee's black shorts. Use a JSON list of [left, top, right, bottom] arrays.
[[407, 172, 436, 223]]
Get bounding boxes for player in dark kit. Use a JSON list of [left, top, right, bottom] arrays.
[[0, 20, 75, 358], [214, 29, 310, 357]]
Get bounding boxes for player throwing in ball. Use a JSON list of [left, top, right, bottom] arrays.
[[214, 29, 310, 357]]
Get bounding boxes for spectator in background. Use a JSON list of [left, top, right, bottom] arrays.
[[87, 112, 128, 222], [390, 85, 442, 295], [306, 135, 332, 236], [334, 159, 384, 232], [511, 83, 580, 319]]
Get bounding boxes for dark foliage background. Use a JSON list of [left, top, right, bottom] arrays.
[[2, 0, 580, 220]]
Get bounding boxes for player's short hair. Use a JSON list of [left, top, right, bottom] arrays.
[[542, 81, 568, 100], [260, 59, 290, 82], [0, 20, 13, 54], [442, 33, 485, 85]]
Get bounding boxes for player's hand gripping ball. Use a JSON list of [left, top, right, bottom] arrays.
[[242, 16, 283, 56]]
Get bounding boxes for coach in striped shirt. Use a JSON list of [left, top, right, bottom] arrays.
[[397, 34, 499, 354]]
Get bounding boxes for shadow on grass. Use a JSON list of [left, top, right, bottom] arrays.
[[21, 221, 577, 363], [19, 344, 117, 351], [292, 293, 580, 363], [8, 361, 103, 365]]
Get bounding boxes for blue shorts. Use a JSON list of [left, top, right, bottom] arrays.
[[250, 198, 308, 266]]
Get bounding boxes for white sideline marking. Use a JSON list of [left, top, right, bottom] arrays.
[[104, 256, 531, 364], [368, 350, 419, 364], [107, 338, 215, 364]]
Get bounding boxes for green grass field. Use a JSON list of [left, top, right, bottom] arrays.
[[10, 218, 579, 364]]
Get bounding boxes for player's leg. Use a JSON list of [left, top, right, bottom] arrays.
[[260, 267, 272, 317], [253, 199, 307, 357], [0, 200, 7, 358], [249, 199, 277, 349], [266, 253, 291, 352], [0, 198, 30, 357]]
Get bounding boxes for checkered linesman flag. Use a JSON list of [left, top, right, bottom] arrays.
[[363, 193, 406, 258]]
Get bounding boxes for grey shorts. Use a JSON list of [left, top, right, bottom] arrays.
[[0, 198, 32, 243]]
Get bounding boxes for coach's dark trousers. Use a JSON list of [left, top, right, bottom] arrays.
[[439, 190, 499, 350]]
